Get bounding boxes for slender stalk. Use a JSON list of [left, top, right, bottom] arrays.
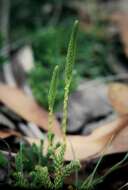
[[62, 20, 79, 142], [48, 65, 59, 147]]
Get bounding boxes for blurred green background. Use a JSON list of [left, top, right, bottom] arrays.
[[0, 0, 126, 110]]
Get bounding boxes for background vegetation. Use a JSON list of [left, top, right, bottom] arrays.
[[0, 0, 122, 110]]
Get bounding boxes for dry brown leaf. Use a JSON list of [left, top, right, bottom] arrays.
[[0, 130, 21, 139], [0, 84, 62, 136], [111, 12, 128, 57], [108, 83, 128, 114], [106, 124, 128, 155], [26, 115, 128, 161]]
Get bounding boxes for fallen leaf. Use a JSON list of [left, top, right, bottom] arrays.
[[111, 12, 128, 57], [26, 115, 128, 161], [108, 83, 128, 114], [0, 130, 21, 139], [0, 84, 62, 136], [106, 124, 128, 155]]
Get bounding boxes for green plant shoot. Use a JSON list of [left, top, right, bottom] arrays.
[[62, 20, 79, 139], [48, 65, 59, 146]]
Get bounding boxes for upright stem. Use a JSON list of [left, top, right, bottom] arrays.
[[47, 65, 59, 148], [62, 82, 70, 143], [48, 107, 54, 147], [61, 20, 79, 143]]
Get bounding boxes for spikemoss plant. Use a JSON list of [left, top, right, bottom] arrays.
[[5, 20, 128, 189], [12, 20, 80, 189]]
